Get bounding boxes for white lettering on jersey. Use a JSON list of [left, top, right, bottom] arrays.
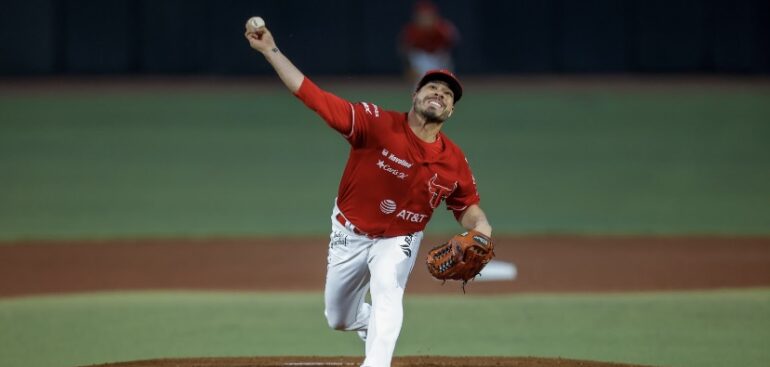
[[388, 153, 413, 168], [377, 160, 408, 180], [361, 102, 379, 117], [396, 209, 428, 223]]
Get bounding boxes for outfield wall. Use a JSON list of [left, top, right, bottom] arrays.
[[2, 0, 769, 75]]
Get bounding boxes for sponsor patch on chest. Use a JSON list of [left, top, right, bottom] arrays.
[[381, 148, 413, 168], [376, 148, 414, 180], [376, 160, 408, 180], [396, 209, 428, 223]]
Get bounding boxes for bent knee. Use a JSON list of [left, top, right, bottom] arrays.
[[327, 319, 348, 331], [324, 311, 351, 331]]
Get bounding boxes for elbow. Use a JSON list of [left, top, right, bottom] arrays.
[[289, 76, 304, 94]]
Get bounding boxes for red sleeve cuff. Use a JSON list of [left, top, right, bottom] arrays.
[[450, 198, 481, 221], [294, 77, 319, 101]]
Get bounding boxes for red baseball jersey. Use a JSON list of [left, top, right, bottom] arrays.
[[295, 78, 480, 237]]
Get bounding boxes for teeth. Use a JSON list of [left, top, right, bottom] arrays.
[[429, 101, 441, 108]]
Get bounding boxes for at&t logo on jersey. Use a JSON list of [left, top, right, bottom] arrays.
[[379, 199, 397, 214], [396, 209, 427, 223]]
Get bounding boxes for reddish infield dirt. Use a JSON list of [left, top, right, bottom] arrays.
[[1, 236, 769, 297], [2, 236, 769, 367]]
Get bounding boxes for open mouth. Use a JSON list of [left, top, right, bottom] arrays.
[[426, 99, 444, 108]]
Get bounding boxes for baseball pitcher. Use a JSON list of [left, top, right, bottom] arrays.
[[246, 19, 493, 367]]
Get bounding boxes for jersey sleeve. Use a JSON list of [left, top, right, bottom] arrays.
[[294, 77, 374, 146], [446, 157, 481, 220]]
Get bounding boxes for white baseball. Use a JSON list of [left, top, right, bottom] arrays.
[[246, 16, 265, 32]]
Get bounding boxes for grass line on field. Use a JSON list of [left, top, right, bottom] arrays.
[[1, 289, 769, 367]]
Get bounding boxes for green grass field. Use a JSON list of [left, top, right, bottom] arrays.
[[1, 82, 769, 367], [2, 84, 770, 239], [1, 289, 769, 367]]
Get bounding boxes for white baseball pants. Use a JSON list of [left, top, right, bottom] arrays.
[[324, 204, 423, 367]]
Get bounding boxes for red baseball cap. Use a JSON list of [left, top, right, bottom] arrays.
[[416, 69, 463, 103]]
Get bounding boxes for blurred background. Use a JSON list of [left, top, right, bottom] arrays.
[[1, 0, 769, 75]]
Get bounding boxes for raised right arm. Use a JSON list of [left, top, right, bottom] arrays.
[[245, 23, 357, 137], [245, 26, 303, 93]]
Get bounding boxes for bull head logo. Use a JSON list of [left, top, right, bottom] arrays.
[[427, 173, 457, 209]]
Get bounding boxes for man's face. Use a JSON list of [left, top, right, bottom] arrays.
[[413, 81, 455, 122]]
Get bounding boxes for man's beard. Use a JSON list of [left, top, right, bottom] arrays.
[[417, 104, 447, 124]]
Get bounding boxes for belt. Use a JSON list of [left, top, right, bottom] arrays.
[[335, 213, 381, 239]]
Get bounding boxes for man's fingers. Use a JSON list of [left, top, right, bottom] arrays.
[[246, 30, 266, 39], [245, 33, 261, 43]]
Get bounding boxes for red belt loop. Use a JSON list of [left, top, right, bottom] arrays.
[[336, 213, 379, 239], [335, 213, 348, 229]]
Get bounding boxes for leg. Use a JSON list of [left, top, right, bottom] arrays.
[[362, 232, 423, 367], [324, 220, 372, 332]]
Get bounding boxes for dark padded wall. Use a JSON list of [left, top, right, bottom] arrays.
[[1, 0, 768, 75]]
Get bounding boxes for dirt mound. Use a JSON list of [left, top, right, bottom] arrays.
[[83, 356, 656, 367]]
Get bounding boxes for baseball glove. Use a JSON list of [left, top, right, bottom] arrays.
[[426, 230, 494, 291]]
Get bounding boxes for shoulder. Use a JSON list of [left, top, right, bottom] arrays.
[[352, 101, 379, 118], [437, 20, 458, 37], [353, 102, 404, 122], [354, 101, 401, 117], [438, 19, 457, 31], [350, 103, 406, 141], [441, 134, 475, 167]]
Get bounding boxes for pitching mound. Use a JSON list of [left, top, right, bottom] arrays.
[[84, 356, 656, 367]]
